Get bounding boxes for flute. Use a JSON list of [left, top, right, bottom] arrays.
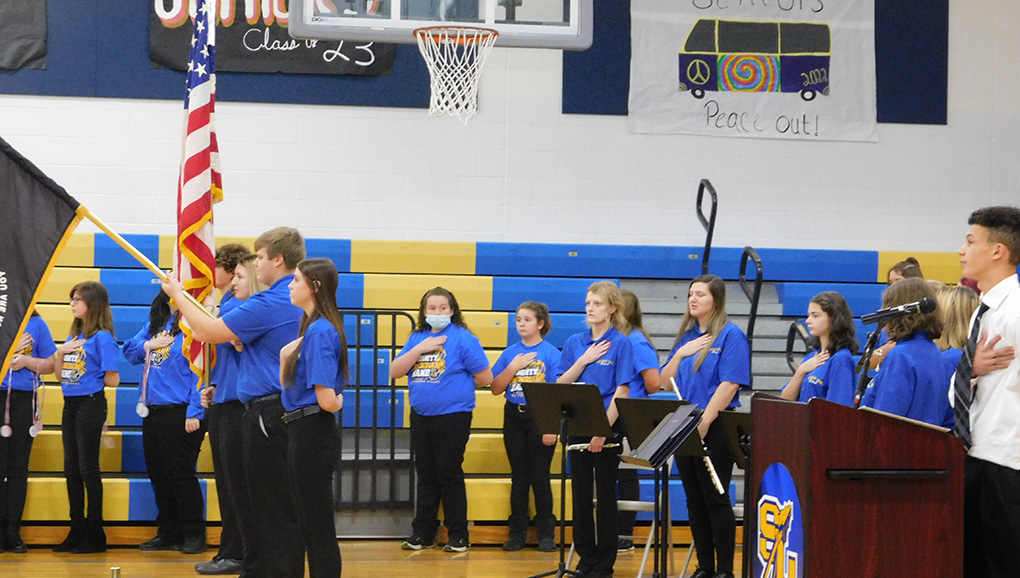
[[670, 377, 725, 495], [566, 442, 622, 452]]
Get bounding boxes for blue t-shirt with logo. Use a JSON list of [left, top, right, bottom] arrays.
[[627, 331, 660, 400], [860, 331, 948, 427], [555, 326, 636, 410], [399, 324, 490, 416], [5, 316, 57, 392], [665, 322, 750, 410], [60, 329, 119, 397], [491, 340, 561, 406], [789, 348, 856, 406], [212, 294, 243, 403], [222, 274, 302, 403], [122, 321, 204, 419], [282, 317, 346, 412]]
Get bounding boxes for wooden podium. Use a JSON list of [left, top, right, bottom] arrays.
[[750, 394, 963, 578]]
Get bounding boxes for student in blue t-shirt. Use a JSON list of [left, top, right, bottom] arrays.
[[392, 287, 493, 554], [781, 291, 859, 406], [490, 301, 561, 553], [615, 289, 661, 552], [122, 290, 207, 554], [278, 258, 348, 578], [194, 243, 251, 575], [47, 281, 120, 554], [933, 284, 981, 428], [1, 311, 56, 552], [555, 281, 635, 578], [861, 278, 949, 427], [660, 275, 750, 578], [164, 227, 305, 578]]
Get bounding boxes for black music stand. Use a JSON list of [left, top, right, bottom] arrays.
[[717, 410, 751, 578], [522, 382, 613, 578], [616, 399, 686, 578]]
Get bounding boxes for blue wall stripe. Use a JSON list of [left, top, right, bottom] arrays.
[[506, 312, 588, 350], [307, 238, 353, 273], [776, 282, 885, 318], [94, 234, 160, 269], [478, 243, 701, 279], [337, 274, 365, 309], [101, 269, 163, 305], [492, 277, 618, 313]]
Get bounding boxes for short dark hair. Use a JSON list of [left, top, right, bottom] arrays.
[[888, 257, 923, 282], [516, 301, 552, 338], [215, 243, 251, 271], [883, 278, 942, 341], [969, 206, 1020, 266]]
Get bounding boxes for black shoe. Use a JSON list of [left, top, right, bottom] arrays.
[[5, 529, 27, 553], [502, 534, 526, 551], [443, 536, 470, 552], [70, 519, 106, 554], [400, 535, 435, 550], [690, 569, 713, 578], [574, 563, 594, 578], [182, 534, 207, 554], [140, 534, 183, 551], [537, 535, 557, 552], [616, 538, 634, 552], [712, 573, 735, 578], [195, 557, 244, 575], [52, 518, 87, 552]]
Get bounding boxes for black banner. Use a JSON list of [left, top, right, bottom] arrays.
[[0, 0, 47, 70], [150, 1, 395, 76], [0, 137, 82, 376]]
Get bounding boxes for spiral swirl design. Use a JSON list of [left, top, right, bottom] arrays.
[[720, 55, 778, 92]]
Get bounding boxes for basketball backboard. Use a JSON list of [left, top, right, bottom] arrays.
[[288, 0, 593, 50]]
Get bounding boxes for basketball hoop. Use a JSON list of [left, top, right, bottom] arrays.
[[414, 26, 499, 124]]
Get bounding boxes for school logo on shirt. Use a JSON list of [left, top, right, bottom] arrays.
[[508, 360, 547, 398], [148, 330, 172, 369], [411, 347, 447, 383], [595, 359, 614, 367], [61, 346, 86, 385], [806, 375, 823, 387], [16, 340, 32, 356], [755, 463, 804, 578]]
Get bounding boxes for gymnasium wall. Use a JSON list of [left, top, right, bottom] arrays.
[[0, 2, 1017, 253]]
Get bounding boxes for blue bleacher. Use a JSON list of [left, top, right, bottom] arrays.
[[306, 238, 353, 272], [775, 282, 885, 317], [94, 234, 160, 269], [504, 312, 587, 350], [492, 277, 615, 313], [340, 389, 403, 428]]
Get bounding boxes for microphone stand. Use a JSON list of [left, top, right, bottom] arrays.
[[852, 322, 885, 409]]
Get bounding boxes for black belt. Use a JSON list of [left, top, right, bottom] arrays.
[[244, 393, 281, 411], [282, 405, 323, 424], [506, 401, 529, 414], [147, 403, 187, 411]]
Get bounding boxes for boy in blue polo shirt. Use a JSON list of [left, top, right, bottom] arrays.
[[164, 227, 305, 578]]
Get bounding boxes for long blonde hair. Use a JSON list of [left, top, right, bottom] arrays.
[[586, 281, 629, 335], [672, 275, 728, 373], [935, 285, 980, 350], [619, 289, 651, 342]]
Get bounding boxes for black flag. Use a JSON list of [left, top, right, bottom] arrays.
[[0, 137, 82, 376]]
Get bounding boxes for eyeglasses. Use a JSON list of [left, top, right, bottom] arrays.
[[70, 296, 83, 304]]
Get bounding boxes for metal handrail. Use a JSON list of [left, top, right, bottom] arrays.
[[336, 309, 416, 511], [785, 320, 811, 373], [696, 179, 718, 276], [738, 246, 763, 351]]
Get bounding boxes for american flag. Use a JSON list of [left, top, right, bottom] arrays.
[[176, 0, 222, 387]]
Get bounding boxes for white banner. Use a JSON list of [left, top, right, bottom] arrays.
[[628, 0, 877, 142]]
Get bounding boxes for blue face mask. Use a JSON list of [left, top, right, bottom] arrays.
[[426, 314, 452, 331]]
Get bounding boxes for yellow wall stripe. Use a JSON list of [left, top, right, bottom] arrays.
[[362, 274, 492, 310], [351, 240, 475, 274], [877, 251, 963, 284]]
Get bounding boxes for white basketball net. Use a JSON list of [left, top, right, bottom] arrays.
[[415, 27, 499, 124]]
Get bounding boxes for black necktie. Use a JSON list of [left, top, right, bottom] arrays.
[[953, 303, 990, 450]]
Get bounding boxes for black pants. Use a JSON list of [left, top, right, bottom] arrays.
[[677, 421, 735, 574], [0, 390, 35, 525], [61, 392, 107, 523], [208, 400, 246, 561], [503, 403, 556, 534], [286, 411, 342, 578], [409, 410, 472, 542], [568, 433, 622, 576], [241, 396, 303, 578], [964, 456, 1020, 578], [142, 404, 206, 541], [616, 467, 640, 537]]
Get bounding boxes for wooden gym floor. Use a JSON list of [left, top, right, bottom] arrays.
[[0, 540, 744, 578]]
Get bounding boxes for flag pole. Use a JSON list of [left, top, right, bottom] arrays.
[[78, 207, 216, 319]]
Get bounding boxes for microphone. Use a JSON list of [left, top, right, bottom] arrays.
[[860, 297, 936, 325]]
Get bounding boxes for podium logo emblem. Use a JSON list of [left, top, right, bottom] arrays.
[[755, 463, 803, 578]]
